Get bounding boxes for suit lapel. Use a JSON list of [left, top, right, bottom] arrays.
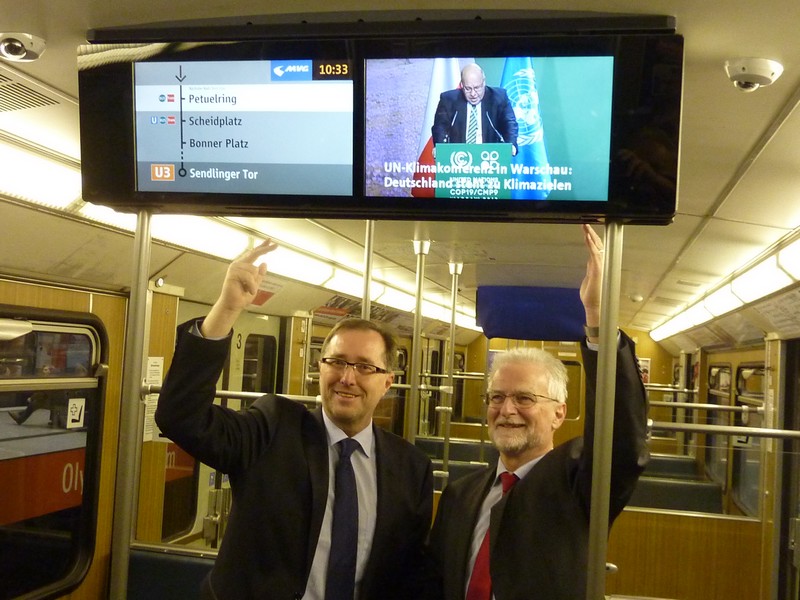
[[488, 485, 510, 556], [455, 466, 497, 596], [304, 407, 329, 579], [357, 425, 390, 596]]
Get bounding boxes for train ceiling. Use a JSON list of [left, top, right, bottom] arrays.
[[2, 2, 800, 343]]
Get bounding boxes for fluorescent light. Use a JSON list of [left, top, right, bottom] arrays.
[[323, 269, 363, 297], [150, 215, 251, 259], [682, 302, 713, 327], [0, 140, 80, 208], [324, 269, 386, 300], [650, 315, 687, 342], [79, 202, 137, 231], [421, 299, 452, 322], [376, 287, 416, 312], [703, 285, 743, 317], [260, 246, 333, 285], [455, 312, 482, 331], [778, 238, 800, 279], [731, 256, 793, 303]]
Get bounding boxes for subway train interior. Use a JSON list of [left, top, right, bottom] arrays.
[[3, 2, 800, 599]]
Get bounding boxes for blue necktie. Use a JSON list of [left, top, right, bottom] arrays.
[[325, 438, 359, 600]]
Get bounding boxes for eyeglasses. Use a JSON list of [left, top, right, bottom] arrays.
[[320, 356, 389, 376], [462, 84, 485, 94], [484, 391, 561, 408]]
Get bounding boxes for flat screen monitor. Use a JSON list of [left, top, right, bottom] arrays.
[[78, 17, 683, 224]]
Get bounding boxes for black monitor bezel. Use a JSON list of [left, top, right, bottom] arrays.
[[79, 13, 682, 224]]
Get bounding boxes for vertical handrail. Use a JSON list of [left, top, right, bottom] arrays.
[[585, 221, 623, 600], [404, 239, 430, 443], [109, 209, 152, 598], [438, 262, 463, 480], [361, 220, 375, 320]]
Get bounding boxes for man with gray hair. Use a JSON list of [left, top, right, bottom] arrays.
[[427, 224, 649, 600]]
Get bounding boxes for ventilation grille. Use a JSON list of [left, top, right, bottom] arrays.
[[0, 71, 59, 112]]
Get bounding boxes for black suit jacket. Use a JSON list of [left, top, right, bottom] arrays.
[[155, 321, 433, 600], [431, 86, 519, 151], [427, 332, 649, 600]]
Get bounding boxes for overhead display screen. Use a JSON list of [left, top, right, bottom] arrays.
[[133, 59, 353, 195]]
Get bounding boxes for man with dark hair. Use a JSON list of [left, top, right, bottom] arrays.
[[155, 240, 433, 600]]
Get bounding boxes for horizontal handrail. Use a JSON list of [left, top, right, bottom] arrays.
[[645, 384, 697, 395], [0, 377, 99, 392], [142, 384, 319, 404], [649, 401, 764, 414], [650, 420, 800, 440]]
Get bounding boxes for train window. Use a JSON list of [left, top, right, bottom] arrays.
[[731, 364, 765, 517], [242, 334, 278, 395], [736, 366, 765, 399], [0, 318, 104, 598], [705, 364, 731, 488]]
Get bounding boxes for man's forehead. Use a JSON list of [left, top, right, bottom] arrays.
[[328, 328, 385, 354], [492, 361, 548, 388]]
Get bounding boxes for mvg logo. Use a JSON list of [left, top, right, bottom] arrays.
[[271, 60, 313, 81], [151, 164, 175, 181]]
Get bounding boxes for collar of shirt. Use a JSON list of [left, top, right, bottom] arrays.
[[321, 408, 375, 458], [495, 453, 544, 484]]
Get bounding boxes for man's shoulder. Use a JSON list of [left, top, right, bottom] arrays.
[[485, 85, 510, 102], [442, 463, 494, 495], [440, 88, 464, 102], [249, 394, 321, 427], [374, 428, 432, 465]]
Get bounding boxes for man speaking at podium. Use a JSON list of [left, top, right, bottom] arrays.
[[432, 63, 519, 156]]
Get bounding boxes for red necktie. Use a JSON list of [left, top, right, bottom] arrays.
[[465, 472, 518, 600]]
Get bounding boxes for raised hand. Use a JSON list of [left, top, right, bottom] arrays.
[[579, 224, 604, 331], [201, 240, 277, 338]]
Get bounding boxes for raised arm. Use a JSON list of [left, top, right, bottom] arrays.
[[201, 240, 277, 338], [579, 224, 604, 343]]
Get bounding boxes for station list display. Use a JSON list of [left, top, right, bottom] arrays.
[[134, 59, 353, 196]]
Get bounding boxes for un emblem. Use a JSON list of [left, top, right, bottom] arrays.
[[506, 68, 544, 146]]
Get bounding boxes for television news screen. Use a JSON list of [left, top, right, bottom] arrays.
[[365, 55, 614, 202], [78, 19, 683, 224]]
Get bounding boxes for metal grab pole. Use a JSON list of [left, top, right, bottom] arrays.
[[586, 221, 623, 600], [438, 262, 462, 480], [109, 209, 152, 598], [404, 239, 430, 443], [361, 220, 375, 320]]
